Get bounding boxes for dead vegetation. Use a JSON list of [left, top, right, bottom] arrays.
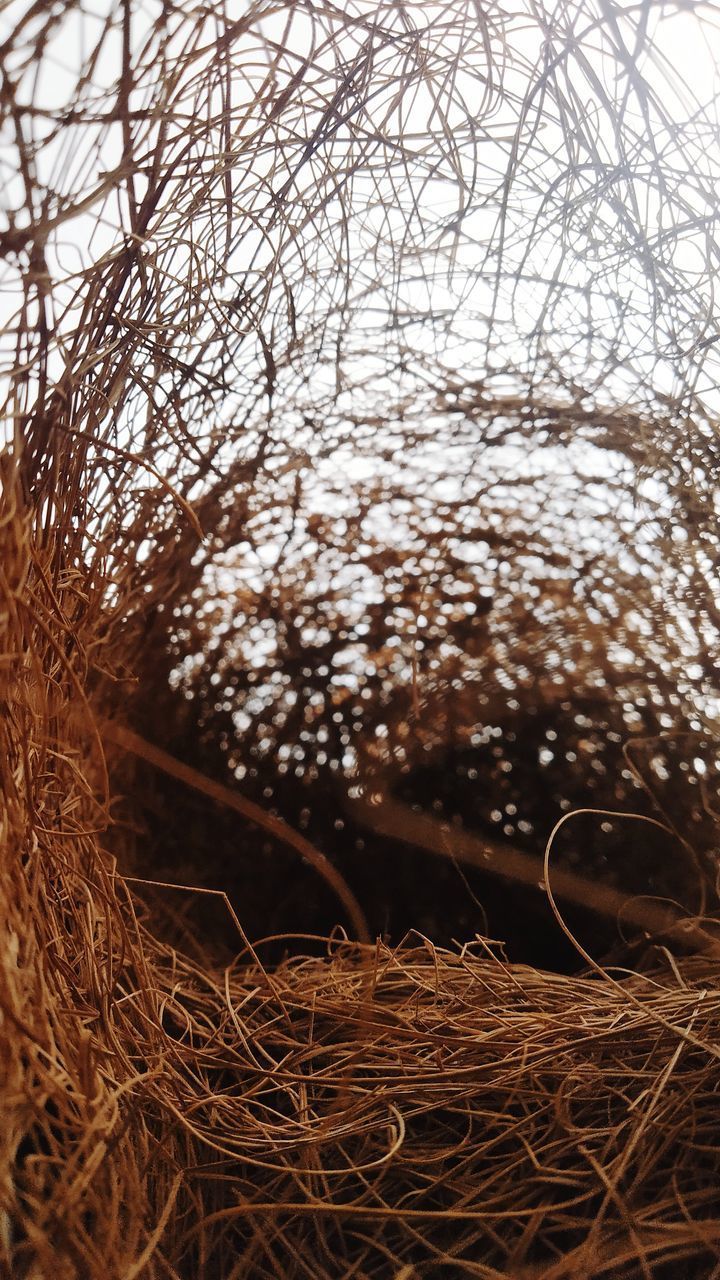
[[3, 1, 720, 1275]]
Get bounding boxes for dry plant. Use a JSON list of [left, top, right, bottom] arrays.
[[3, 1, 720, 1275]]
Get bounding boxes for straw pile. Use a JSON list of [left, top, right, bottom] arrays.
[[3, 1, 720, 1275]]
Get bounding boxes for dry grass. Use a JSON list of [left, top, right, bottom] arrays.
[[3, 1, 720, 1275]]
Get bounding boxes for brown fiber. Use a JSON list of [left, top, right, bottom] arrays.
[[3, 3, 720, 1276]]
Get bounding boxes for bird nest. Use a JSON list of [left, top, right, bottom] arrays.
[[3, 2, 720, 1275]]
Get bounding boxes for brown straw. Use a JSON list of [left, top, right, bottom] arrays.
[[3, 3, 720, 1276]]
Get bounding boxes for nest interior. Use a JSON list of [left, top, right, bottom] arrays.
[[3, 2, 720, 1276]]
